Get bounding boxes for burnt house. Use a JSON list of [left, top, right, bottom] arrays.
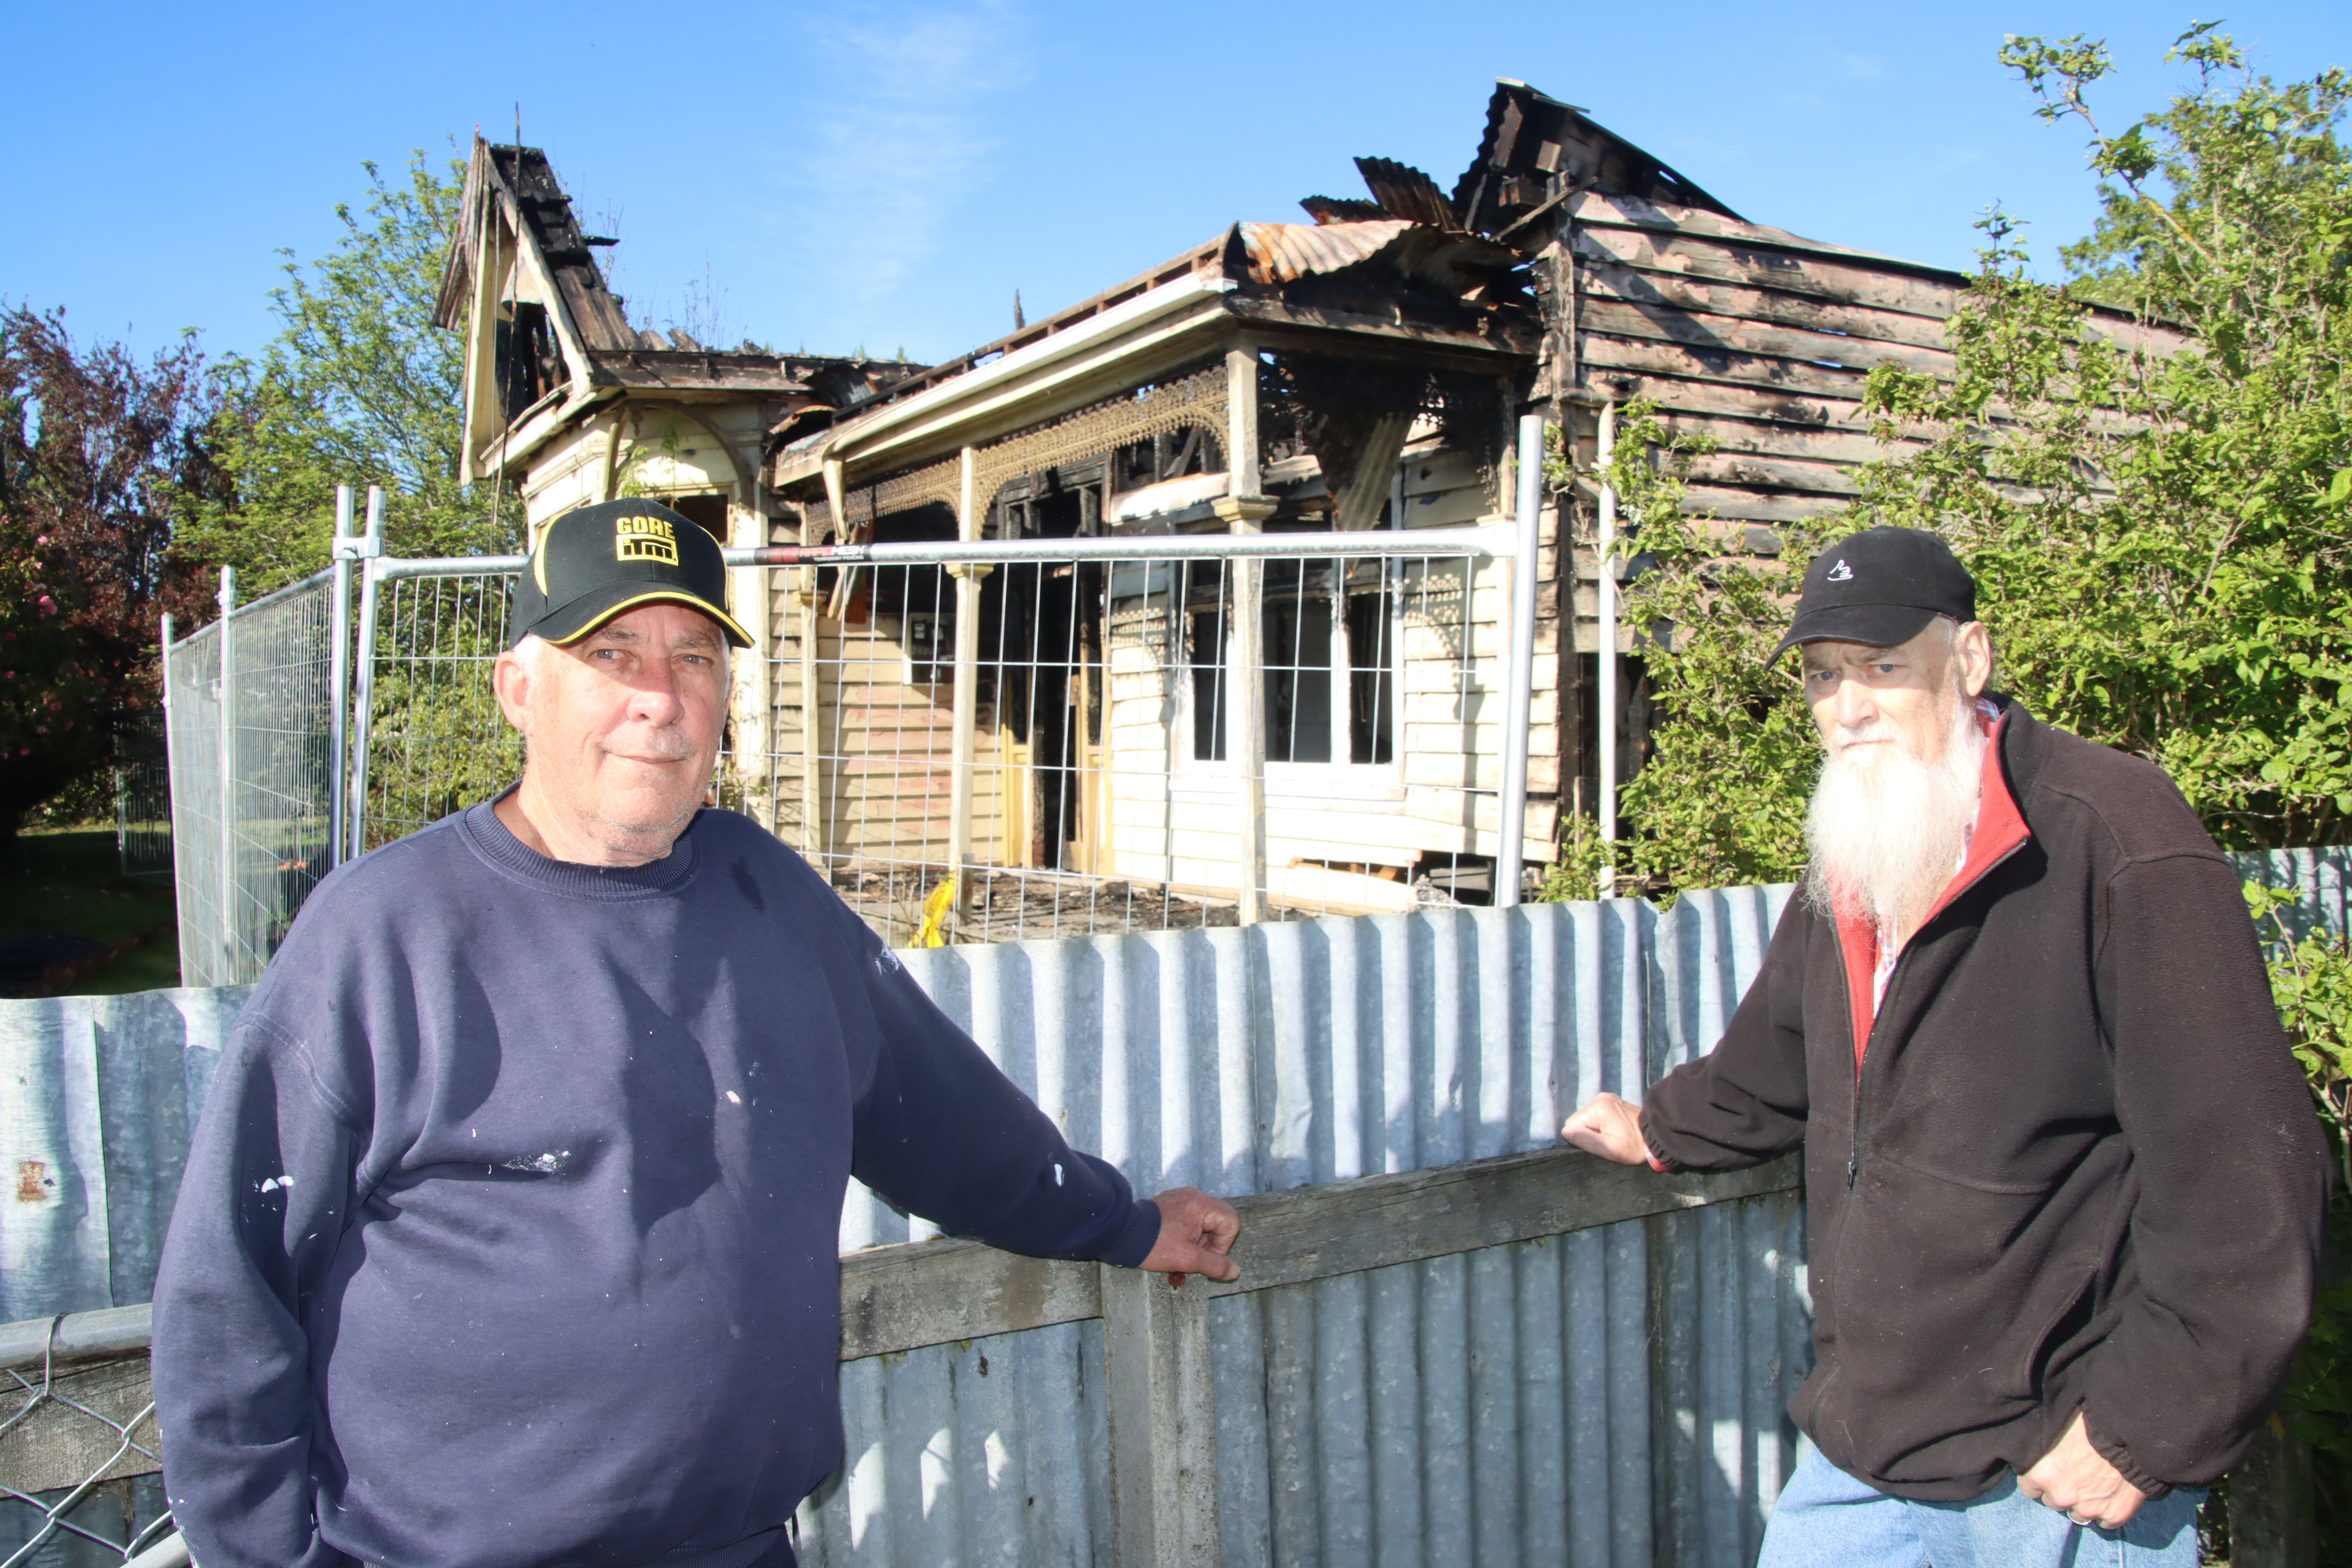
[[440, 81, 2084, 923]]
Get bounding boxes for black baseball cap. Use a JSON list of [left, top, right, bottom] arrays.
[[1769, 527, 1976, 663], [507, 498, 751, 650]]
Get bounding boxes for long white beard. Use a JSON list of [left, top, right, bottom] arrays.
[[1802, 689, 1986, 939]]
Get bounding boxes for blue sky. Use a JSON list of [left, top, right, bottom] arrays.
[[9, 2, 2348, 369]]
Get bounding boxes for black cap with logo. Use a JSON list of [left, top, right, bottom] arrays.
[[1769, 526, 1976, 663], [507, 498, 752, 650]]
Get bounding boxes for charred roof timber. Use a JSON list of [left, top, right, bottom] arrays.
[[434, 135, 930, 486], [1450, 79, 1741, 235]]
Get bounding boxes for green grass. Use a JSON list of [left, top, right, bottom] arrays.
[[0, 828, 181, 994]]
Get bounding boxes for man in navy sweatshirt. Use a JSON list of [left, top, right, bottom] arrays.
[[151, 498, 1242, 1568]]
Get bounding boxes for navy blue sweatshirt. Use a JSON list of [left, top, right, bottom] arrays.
[[150, 801, 1159, 1568]]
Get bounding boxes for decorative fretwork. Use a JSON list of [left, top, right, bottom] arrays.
[[970, 365, 1227, 507], [837, 365, 1230, 536], [837, 456, 963, 533]]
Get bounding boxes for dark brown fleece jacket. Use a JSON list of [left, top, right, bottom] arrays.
[[1640, 699, 2328, 1501]]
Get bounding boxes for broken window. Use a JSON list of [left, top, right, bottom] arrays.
[[666, 493, 729, 540], [496, 301, 562, 423], [1187, 560, 1397, 766], [1111, 425, 1223, 495]]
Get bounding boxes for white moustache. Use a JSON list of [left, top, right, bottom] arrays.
[[1834, 720, 1890, 752]]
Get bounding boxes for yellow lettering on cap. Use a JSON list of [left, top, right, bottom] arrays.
[[615, 516, 678, 565]]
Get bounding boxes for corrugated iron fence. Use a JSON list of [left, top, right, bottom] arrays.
[[8, 850, 2343, 1567], [4, 893, 1795, 1568]]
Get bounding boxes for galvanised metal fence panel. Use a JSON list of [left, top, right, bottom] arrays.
[[112, 718, 171, 883], [810, 899, 1802, 1568], [160, 522, 1536, 956], [162, 571, 337, 987], [160, 627, 222, 987], [356, 569, 520, 850], [112, 765, 171, 883], [221, 573, 337, 983]]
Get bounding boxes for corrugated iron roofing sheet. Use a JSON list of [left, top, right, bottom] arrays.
[[1238, 220, 1415, 286]]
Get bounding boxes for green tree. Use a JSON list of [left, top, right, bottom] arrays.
[[0, 308, 225, 840], [182, 151, 517, 591], [1858, 28, 2352, 849]]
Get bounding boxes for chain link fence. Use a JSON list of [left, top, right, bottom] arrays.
[[0, 1334, 174, 1568], [163, 569, 338, 987]]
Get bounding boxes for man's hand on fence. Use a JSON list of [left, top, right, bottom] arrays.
[[2017, 1410, 2147, 1530], [1140, 1187, 1241, 1283], [1561, 1093, 1650, 1167]]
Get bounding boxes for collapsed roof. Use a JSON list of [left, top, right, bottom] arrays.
[[434, 140, 924, 480], [436, 81, 1751, 490], [822, 81, 1728, 431]]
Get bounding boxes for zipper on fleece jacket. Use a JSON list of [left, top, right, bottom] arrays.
[[1830, 713, 2032, 1179], [1836, 824, 2027, 1184]]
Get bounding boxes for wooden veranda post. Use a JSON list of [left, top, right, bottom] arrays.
[[804, 462, 847, 860], [1214, 346, 1274, 925], [728, 495, 771, 815]]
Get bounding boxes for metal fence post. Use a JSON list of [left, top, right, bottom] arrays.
[[215, 567, 236, 983], [1596, 401, 1620, 892], [1497, 412, 1544, 907], [1100, 1266, 1220, 1568], [345, 487, 385, 862], [326, 486, 355, 869], [947, 446, 982, 925], [153, 612, 174, 893]]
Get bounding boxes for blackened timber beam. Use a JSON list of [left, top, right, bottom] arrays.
[[1219, 295, 1538, 364]]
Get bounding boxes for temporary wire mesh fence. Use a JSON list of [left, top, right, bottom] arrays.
[[756, 540, 1526, 946], [111, 720, 171, 882], [358, 571, 521, 850], [0, 1340, 173, 1568], [154, 525, 1538, 954], [163, 571, 337, 987]]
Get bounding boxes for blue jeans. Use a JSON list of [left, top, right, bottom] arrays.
[[1759, 1444, 2206, 1568]]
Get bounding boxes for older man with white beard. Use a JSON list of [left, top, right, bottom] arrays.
[[1562, 527, 2325, 1567]]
